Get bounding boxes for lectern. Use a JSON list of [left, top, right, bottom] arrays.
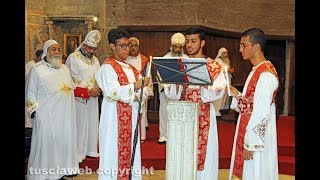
[[153, 57, 212, 180]]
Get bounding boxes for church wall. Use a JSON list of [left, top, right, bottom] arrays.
[[26, 0, 106, 62], [26, 0, 294, 61], [25, 0, 48, 62], [25, 0, 295, 114], [105, 0, 294, 37]]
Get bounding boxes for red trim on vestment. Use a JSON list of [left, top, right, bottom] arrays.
[[104, 57, 139, 179], [232, 61, 278, 179], [206, 58, 221, 82], [140, 54, 150, 76], [178, 57, 222, 171]]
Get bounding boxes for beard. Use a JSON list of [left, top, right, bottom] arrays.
[[171, 50, 182, 57], [82, 50, 94, 58], [222, 57, 230, 65], [47, 54, 63, 68]]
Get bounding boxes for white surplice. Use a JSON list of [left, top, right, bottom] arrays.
[[26, 60, 78, 180], [95, 61, 147, 180], [164, 68, 226, 180], [66, 51, 101, 162], [229, 62, 279, 180]]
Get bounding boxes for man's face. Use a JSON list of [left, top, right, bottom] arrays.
[[81, 44, 97, 58], [111, 37, 130, 61], [35, 55, 42, 63], [221, 51, 228, 59], [185, 34, 202, 56], [239, 35, 255, 61], [47, 44, 62, 68], [129, 39, 139, 57], [171, 44, 183, 57]]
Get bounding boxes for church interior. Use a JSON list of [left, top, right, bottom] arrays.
[[25, 0, 295, 179]]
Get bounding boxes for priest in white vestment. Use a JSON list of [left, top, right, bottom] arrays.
[[213, 47, 235, 118], [66, 30, 102, 163], [95, 28, 150, 180], [26, 40, 78, 180], [228, 28, 279, 180], [126, 36, 153, 143], [157, 32, 189, 144], [164, 27, 226, 180]]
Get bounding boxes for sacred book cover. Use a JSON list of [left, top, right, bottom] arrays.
[[74, 86, 90, 100]]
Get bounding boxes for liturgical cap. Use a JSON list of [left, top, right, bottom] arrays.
[[129, 37, 140, 46], [83, 30, 101, 48], [215, 47, 227, 59], [171, 33, 186, 46], [41, 39, 59, 59]]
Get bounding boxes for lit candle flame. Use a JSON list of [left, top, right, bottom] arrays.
[[147, 56, 153, 77]]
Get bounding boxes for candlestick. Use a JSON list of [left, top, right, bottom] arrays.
[[147, 56, 153, 77], [225, 66, 231, 96]]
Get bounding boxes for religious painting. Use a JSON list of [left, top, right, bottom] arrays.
[[63, 33, 82, 56], [33, 31, 48, 52]]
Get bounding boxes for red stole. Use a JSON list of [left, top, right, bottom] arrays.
[[140, 54, 150, 76], [104, 57, 140, 180], [181, 57, 221, 171], [231, 61, 278, 179]]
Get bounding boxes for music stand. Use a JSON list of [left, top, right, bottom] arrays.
[[153, 57, 212, 99]]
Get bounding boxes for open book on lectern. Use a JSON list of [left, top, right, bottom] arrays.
[[153, 57, 212, 85]]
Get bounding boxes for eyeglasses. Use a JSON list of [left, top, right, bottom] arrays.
[[239, 42, 254, 49], [116, 43, 130, 50]]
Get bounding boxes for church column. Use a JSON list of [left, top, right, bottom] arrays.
[[46, 21, 54, 39]]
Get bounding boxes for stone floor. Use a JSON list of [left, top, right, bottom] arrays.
[[60, 169, 294, 180]]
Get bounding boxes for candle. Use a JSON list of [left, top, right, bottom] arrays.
[[224, 66, 231, 96], [147, 56, 153, 77]]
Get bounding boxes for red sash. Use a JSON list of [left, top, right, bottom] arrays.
[[181, 57, 221, 171], [231, 61, 278, 179], [140, 54, 150, 76], [104, 57, 140, 180], [206, 58, 222, 81]]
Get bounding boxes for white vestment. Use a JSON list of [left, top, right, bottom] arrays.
[[95, 61, 147, 180], [164, 67, 226, 180], [66, 51, 101, 162], [229, 62, 279, 180], [25, 60, 36, 128], [127, 54, 154, 141], [158, 53, 188, 140], [213, 57, 232, 116], [26, 60, 78, 180]]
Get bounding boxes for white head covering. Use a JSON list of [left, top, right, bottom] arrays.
[[41, 39, 59, 59], [75, 30, 101, 52], [171, 32, 186, 46], [129, 37, 140, 45], [215, 47, 227, 59]]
